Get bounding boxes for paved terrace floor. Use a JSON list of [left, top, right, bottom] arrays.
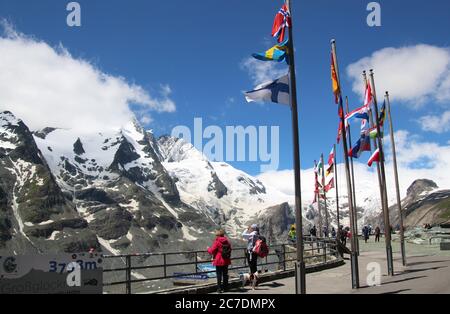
[[219, 239, 450, 294]]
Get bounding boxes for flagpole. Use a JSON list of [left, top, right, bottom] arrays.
[[363, 71, 385, 226], [315, 160, 324, 238], [334, 144, 340, 229], [345, 96, 360, 255], [286, 0, 306, 295], [331, 39, 360, 289], [369, 70, 394, 276], [385, 91, 407, 266], [321, 153, 330, 237]]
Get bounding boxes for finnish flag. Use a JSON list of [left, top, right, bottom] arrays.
[[244, 74, 290, 106]]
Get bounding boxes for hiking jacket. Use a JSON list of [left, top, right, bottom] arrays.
[[208, 236, 232, 267]]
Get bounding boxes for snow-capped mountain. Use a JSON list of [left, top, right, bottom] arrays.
[[2, 110, 448, 258], [0, 111, 293, 257]]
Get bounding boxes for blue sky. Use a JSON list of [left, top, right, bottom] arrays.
[[1, 0, 450, 180]]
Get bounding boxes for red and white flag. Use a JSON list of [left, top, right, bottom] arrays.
[[272, 4, 291, 43], [364, 82, 373, 109], [368, 148, 380, 167], [327, 147, 335, 166]]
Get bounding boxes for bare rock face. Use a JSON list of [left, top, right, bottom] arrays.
[[407, 179, 439, 200], [253, 203, 295, 244]]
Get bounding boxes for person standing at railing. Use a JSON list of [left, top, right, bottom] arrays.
[[288, 224, 297, 244], [207, 229, 232, 294], [242, 224, 260, 287]]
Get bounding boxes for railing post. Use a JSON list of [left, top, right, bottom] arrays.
[[324, 242, 327, 263], [163, 254, 167, 278], [283, 244, 287, 272], [195, 252, 198, 274], [125, 255, 132, 295]]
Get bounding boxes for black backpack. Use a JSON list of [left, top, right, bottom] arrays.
[[221, 242, 231, 259]]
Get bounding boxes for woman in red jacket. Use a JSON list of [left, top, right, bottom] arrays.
[[207, 229, 232, 293]]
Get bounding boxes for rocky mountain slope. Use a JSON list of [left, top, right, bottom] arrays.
[[367, 179, 450, 229]]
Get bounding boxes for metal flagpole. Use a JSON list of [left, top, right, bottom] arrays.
[[345, 96, 360, 254], [334, 144, 340, 229], [363, 71, 385, 229], [369, 70, 394, 276], [385, 91, 407, 266], [286, 0, 306, 294], [315, 160, 324, 238], [321, 154, 330, 237], [331, 39, 360, 289]]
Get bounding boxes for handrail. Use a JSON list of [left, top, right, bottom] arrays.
[[102, 237, 338, 294]]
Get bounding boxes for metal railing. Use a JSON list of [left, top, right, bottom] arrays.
[[102, 237, 338, 294]]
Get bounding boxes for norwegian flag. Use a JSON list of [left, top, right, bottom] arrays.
[[272, 4, 291, 43]]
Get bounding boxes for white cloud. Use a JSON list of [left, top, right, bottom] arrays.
[[258, 130, 450, 207], [347, 44, 450, 107], [241, 57, 288, 87], [417, 111, 450, 133], [0, 22, 175, 133]]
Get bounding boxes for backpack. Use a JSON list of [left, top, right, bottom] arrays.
[[253, 236, 269, 258], [221, 242, 232, 259]]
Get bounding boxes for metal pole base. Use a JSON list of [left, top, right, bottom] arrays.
[[295, 261, 306, 294], [350, 252, 360, 289], [400, 241, 407, 266], [386, 245, 395, 276]]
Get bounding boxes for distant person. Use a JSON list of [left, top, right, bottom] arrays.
[[331, 227, 336, 238], [207, 229, 232, 293], [323, 226, 329, 238], [375, 226, 381, 242], [362, 226, 370, 243], [242, 224, 260, 288], [288, 224, 297, 244], [340, 227, 348, 246], [310, 225, 317, 239]]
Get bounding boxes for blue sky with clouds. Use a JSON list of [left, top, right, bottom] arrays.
[[0, 0, 449, 185]]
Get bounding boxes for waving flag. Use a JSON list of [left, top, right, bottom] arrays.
[[326, 147, 335, 177], [349, 134, 371, 159], [364, 83, 373, 108], [324, 177, 335, 193], [272, 4, 291, 43], [252, 39, 289, 63], [245, 75, 290, 106], [331, 54, 340, 104], [327, 147, 335, 166], [368, 149, 380, 167], [345, 104, 370, 127], [369, 126, 384, 139], [337, 101, 344, 143], [379, 100, 386, 127]]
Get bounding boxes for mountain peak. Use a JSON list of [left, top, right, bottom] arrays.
[[407, 179, 439, 198], [0, 111, 20, 127]]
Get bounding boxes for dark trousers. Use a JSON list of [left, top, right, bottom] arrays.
[[375, 234, 380, 242], [216, 266, 229, 290], [246, 252, 258, 274]]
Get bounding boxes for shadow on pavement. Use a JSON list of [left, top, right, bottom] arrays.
[[381, 289, 411, 294]]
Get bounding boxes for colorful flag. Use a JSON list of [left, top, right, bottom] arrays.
[[327, 147, 335, 166], [364, 82, 373, 108], [272, 4, 291, 43], [244, 75, 290, 106], [324, 177, 335, 193], [369, 127, 383, 139], [252, 39, 289, 63], [345, 104, 370, 127], [379, 100, 386, 127], [368, 149, 380, 167], [349, 134, 371, 159], [326, 147, 335, 177], [337, 101, 344, 143], [331, 54, 340, 104]]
